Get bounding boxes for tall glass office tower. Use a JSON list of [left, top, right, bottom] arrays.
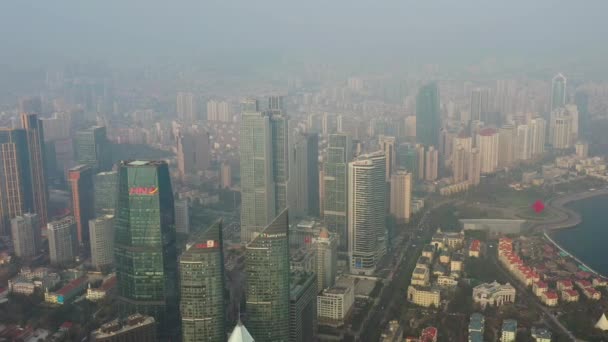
[[323, 133, 351, 250], [416, 83, 441, 147], [180, 220, 225, 342], [74, 126, 112, 172], [239, 98, 289, 243], [245, 209, 290, 341], [114, 160, 179, 339]]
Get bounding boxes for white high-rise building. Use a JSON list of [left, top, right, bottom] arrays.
[[348, 151, 387, 275], [529, 117, 546, 157], [516, 125, 532, 161], [390, 170, 412, 223], [470, 88, 490, 122], [453, 134, 473, 153], [207, 100, 232, 122], [551, 116, 573, 149], [468, 148, 481, 186], [425, 146, 438, 181], [48, 216, 76, 267], [89, 215, 114, 269], [11, 213, 40, 258], [477, 128, 499, 174], [452, 145, 467, 183], [575, 141, 589, 159], [498, 125, 516, 168], [177, 92, 197, 123], [174, 199, 189, 234]]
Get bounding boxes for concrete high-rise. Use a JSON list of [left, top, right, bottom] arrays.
[[48, 216, 76, 267], [468, 148, 481, 186], [89, 215, 114, 269], [94, 171, 118, 215], [424, 146, 438, 181], [288, 132, 319, 220], [68, 165, 95, 248], [529, 118, 546, 157], [11, 213, 40, 258], [114, 160, 179, 339], [177, 92, 197, 123], [323, 133, 351, 250], [74, 126, 112, 172], [245, 209, 290, 341], [21, 112, 48, 229], [470, 88, 490, 123], [396, 143, 418, 176], [390, 170, 412, 223], [380, 135, 397, 180], [313, 228, 338, 291], [239, 99, 289, 242], [452, 145, 467, 183], [289, 271, 317, 342], [176, 129, 210, 180], [551, 116, 573, 149], [180, 220, 225, 342], [575, 141, 589, 159], [416, 144, 426, 181], [477, 128, 499, 174], [0, 129, 33, 235], [416, 83, 441, 147], [348, 151, 387, 275], [516, 125, 532, 161], [498, 125, 516, 168], [550, 73, 567, 112]]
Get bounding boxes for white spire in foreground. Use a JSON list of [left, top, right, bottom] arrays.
[[228, 320, 255, 342], [596, 313, 608, 331]]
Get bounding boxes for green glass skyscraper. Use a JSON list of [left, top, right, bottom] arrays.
[[416, 83, 441, 147], [323, 133, 351, 250], [180, 220, 225, 342], [114, 160, 179, 339], [94, 171, 118, 215], [74, 126, 112, 172], [245, 209, 290, 342], [239, 98, 289, 243]]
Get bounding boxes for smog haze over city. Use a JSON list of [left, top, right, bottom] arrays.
[[1, 1, 608, 342]]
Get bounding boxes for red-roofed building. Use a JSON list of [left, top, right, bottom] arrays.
[[561, 289, 579, 302], [582, 287, 601, 300], [45, 277, 88, 305], [60, 322, 73, 331], [479, 128, 497, 136], [593, 278, 608, 287], [420, 326, 438, 342], [469, 240, 481, 258], [556, 279, 573, 291], [576, 271, 592, 280], [541, 291, 558, 306], [86, 275, 117, 302], [533, 281, 548, 297], [575, 279, 592, 289]]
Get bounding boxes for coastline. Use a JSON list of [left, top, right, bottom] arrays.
[[539, 188, 608, 278]]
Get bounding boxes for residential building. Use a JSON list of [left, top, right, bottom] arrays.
[[11, 213, 40, 258], [575, 141, 589, 158], [561, 289, 579, 302], [530, 117, 546, 156], [498, 125, 516, 167], [407, 285, 440, 307], [91, 314, 157, 342], [348, 151, 387, 275], [289, 271, 317, 342], [323, 133, 352, 250], [472, 281, 516, 308], [177, 92, 197, 123], [45, 276, 88, 305], [48, 216, 76, 267], [380, 135, 397, 180], [468, 313, 485, 342], [470, 88, 490, 122], [531, 327, 552, 342], [73, 126, 111, 172], [425, 146, 438, 181], [89, 215, 114, 269], [452, 145, 467, 183], [68, 165, 95, 248], [245, 209, 290, 341], [468, 148, 481, 185], [416, 83, 441, 147], [313, 228, 338, 291], [550, 115, 573, 149], [180, 220, 225, 342], [114, 161, 179, 339], [477, 128, 499, 174], [390, 170, 412, 223]]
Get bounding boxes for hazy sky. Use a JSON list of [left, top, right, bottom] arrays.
[[2, 1, 607, 70]]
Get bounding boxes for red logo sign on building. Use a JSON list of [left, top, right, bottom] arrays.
[[129, 187, 159, 195]]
